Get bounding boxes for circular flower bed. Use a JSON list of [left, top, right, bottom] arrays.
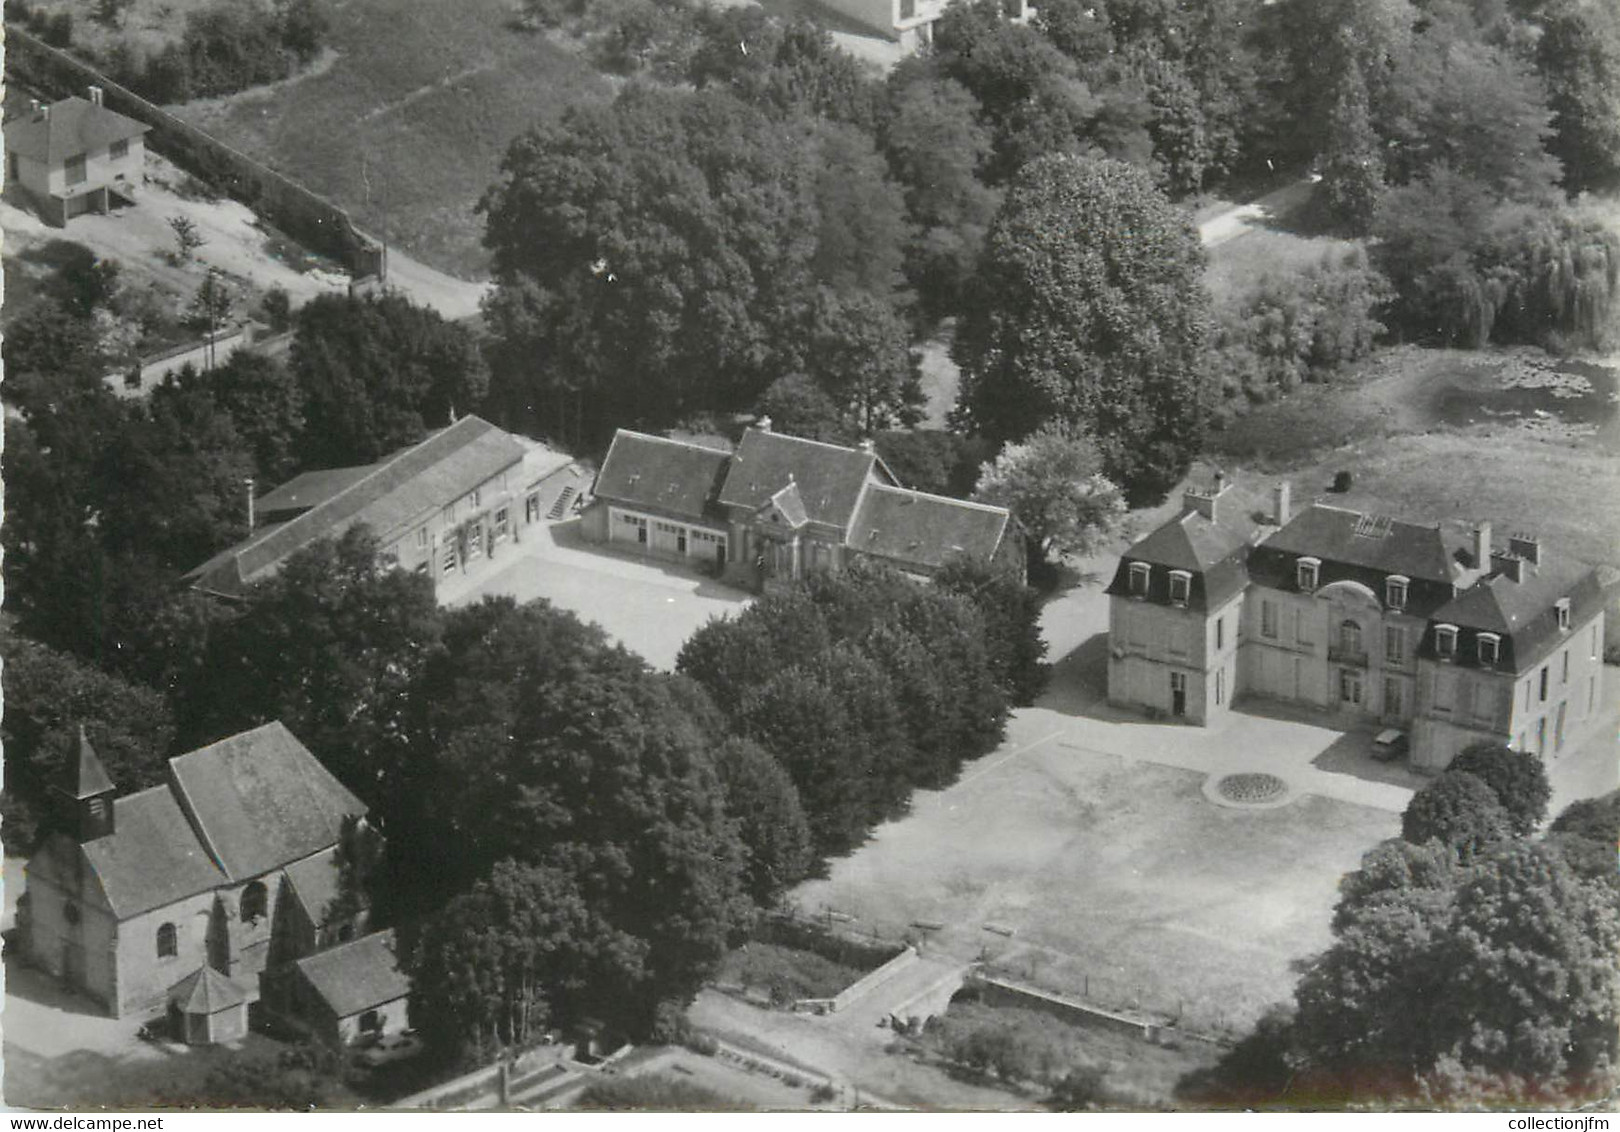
[[1215, 772, 1288, 804]]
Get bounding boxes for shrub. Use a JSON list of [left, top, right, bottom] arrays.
[[1048, 1063, 1110, 1110], [1446, 742, 1551, 837], [44, 10, 73, 45], [577, 1074, 743, 1111], [1401, 771, 1516, 858]]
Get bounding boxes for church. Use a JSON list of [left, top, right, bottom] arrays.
[[1106, 477, 1607, 772], [19, 722, 394, 1042]]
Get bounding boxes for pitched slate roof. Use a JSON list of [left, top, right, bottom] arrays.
[[187, 416, 527, 598], [62, 727, 115, 799], [1261, 504, 1464, 583], [1107, 503, 1257, 613], [254, 466, 376, 520], [168, 722, 365, 883], [592, 430, 732, 522], [3, 97, 148, 166], [294, 929, 411, 1019], [284, 846, 343, 928], [170, 965, 249, 1014], [80, 787, 225, 919], [718, 429, 885, 528], [847, 484, 1009, 572], [1428, 555, 1602, 671]]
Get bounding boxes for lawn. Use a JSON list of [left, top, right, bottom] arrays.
[[169, 0, 612, 278], [1208, 346, 1620, 570], [789, 738, 1399, 1038]]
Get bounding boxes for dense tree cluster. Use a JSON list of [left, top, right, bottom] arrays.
[[100, 0, 328, 105], [954, 153, 1212, 493], [1188, 750, 1618, 1106], [678, 563, 1019, 855]]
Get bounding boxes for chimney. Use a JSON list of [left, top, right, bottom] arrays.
[[88, 85, 103, 107], [38, 103, 50, 123], [28, 98, 41, 115], [755, 415, 772, 433], [1508, 533, 1540, 566], [1273, 481, 1292, 527], [858, 437, 875, 454], [1491, 551, 1524, 584], [1182, 472, 1232, 523], [1473, 522, 1491, 570], [245, 477, 256, 532]]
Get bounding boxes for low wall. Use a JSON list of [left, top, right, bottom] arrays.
[[7, 26, 384, 276], [966, 971, 1163, 1040]]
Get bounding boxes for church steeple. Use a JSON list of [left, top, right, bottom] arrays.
[[51, 726, 117, 841]]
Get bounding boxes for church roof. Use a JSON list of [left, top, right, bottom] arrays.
[[294, 930, 411, 1019], [170, 965, 249, 1014], [61, 727, 115, 800], [168, 723, 366, 883], [80, 787, 226, 919]]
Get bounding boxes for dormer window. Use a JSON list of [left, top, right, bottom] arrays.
[[1556, 598, 1571, 632], [1168, 570, 1191, 606], [1385, 575, 1408, 611], [1435, 623, 1458, 659], [1477, 632, 1500, 667], [1296, 557, 1320, 592], [1128, 562, 1150, 596]]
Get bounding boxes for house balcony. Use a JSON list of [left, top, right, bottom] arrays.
[[1328, 644, 1370, 667]]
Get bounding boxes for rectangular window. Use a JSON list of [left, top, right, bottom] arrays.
[[7, 152, 17, 182], [471, 489, 481, 508], [466, 522, 484, 559], [1477, 633, 1499, 667], [1168, 570, 1191, 605], [1384, 626, 1404, 666], [900, 0, 916, 19], [1433, 674, 1453, 712], [1556, 598, 1571, 632], [1296, 558, 1319, 592], [1260, 600, 1277, 639], [110, 138, 129, 161], [1385, 576, 1408, 610], [1215, 665, 1225, 706], [1525, 680, 1533, 711], [1555, 700, 1568, 750], [1216, 617, 1224, 651], [1592, 624, 1600, 660], [65, 155, 86, 185], [1436, 625, 1457, 659], [1561, 649, 1569, 685], [442, 546, 458, 574], [494, 507, 510, 542], [1590, 674, 1598, 718], [1128, 562, 1149, 596], [1540, 665, 1549, 702]]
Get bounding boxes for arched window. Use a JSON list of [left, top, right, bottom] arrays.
[[157, 922, 178, 958], [1339, 620, 1362, 657], [241, 880, 268, 924]]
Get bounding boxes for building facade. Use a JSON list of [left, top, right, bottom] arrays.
[[583, 422, 1018, 588], [20, 724, 386, 1031], [3, 88, 148, 225], [813, 0, 1033, 52], [187, 416, 588, 602], [1107, 480, 1606, 771]]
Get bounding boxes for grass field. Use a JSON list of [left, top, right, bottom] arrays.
[[169, 0, 611, 278], [1209, 346, 1620, 570]]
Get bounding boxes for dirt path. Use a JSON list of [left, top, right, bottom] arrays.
[[1197, 176, 1319, 248]]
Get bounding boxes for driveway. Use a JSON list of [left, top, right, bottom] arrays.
[[443, 519, 752, 671]]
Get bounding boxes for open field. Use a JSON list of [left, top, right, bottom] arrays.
[[1209, 346, 1620, 570], [169, 0, 611, 278]]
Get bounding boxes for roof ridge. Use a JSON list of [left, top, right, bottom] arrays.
[[611, 428, 731, 453], [741, 427, 872, 459], [865, 481, 1009, 515]]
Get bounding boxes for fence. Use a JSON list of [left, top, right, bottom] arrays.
[[6, 25, 386, 278]]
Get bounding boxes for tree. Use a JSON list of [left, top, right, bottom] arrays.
[[276, 0, 329, 62], [409, 859, 642, 1064], [879, 67, 1003, 318], [1537, 0, 1620, 193], [935, 556, 1049, 705], [290, 292, 489, 467], [397, 597, 753, 1031], [973, 426, 1125, 570], [201, 352, 307, 482], [479, 88, 824, 447], [712, 737, 814, 906], [157, 1041, 358, 1109], [184, 271, 237, 337], [873, 429, 989, 498], [179, 527, 442, 807], [168, 215, 206, 262], [755, 373, 852, 446], [1401, 771, 1517, 858], [796, 287, 922, 437], [1546, 789, 1620, 884], [1444, 742, 1551, 837], [1316, 50, 1384, 235], [953, 154, 1212, 492], [1, 632, 177, 852], [688, 9, 882, 130]]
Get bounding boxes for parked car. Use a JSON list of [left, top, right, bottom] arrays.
[[1372, 729, 1408, 762]]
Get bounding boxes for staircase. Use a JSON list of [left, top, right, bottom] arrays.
[[545, 485, 577, 520]]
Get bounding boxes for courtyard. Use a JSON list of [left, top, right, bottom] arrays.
[[443, 516, 752, 671]]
